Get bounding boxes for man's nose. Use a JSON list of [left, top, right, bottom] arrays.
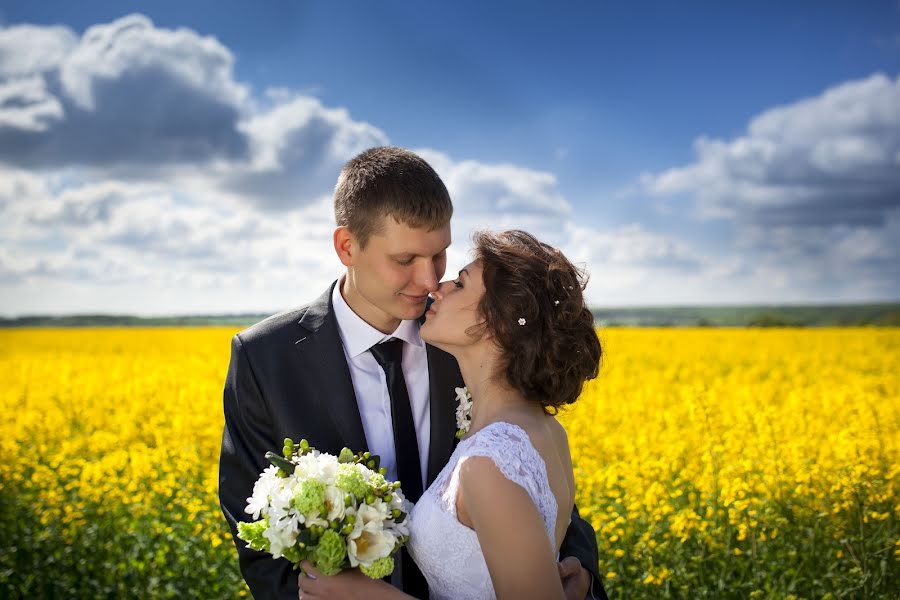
[[416, 261, 439, 293]]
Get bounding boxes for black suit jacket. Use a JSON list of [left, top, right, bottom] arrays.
[[218, 282, 607, 599]]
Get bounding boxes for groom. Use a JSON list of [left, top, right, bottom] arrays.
[[218, 147, 606, 599]]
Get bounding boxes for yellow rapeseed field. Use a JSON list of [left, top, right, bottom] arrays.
[[1, 327, 897, 598]]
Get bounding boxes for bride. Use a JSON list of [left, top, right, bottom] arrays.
[[297, 230, 603, 600]]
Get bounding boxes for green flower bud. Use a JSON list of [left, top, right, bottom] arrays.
[[360, 556, 394, 580], [291, 480, 327, 517], [237, 519, 269, 552], [365, 493, 376, 505], [312, 529, 347, 576], [335, 464, 368, 498]]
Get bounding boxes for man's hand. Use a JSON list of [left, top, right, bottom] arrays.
[[558, 556, 591, 600]]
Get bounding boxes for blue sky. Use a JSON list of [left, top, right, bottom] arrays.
[[1, 2, 898, 314]]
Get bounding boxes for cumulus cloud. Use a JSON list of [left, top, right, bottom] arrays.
[[0, 171, 343, 312], [4, 14, 894, 313], [416, 148, 574, 258], [0, 75, 64, 131], [643, 73, 900, 227], [0, 24, 77, 77], [228, 94, 388, 209], [0, 15, 252, 170], [639, 73, 900, 300], [410, 149, 713, 305], [0, 15, 390, 213]]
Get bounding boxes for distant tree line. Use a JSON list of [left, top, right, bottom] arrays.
[[2, 304, 899, 328]]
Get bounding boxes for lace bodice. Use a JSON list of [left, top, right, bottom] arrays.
[[407, 422, 558, 599]]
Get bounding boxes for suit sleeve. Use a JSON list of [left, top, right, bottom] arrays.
[[218, 334, 299, 600], [559, 504, 608, 600]]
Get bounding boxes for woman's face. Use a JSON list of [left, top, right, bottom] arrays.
[[420, 260, 486, 351]]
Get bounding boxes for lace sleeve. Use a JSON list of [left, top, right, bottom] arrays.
[[440, 422, 558, 540]]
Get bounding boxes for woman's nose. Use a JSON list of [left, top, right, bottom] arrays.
[[432, 280, 454, 300]]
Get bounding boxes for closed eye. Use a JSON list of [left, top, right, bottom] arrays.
[[453, 280, 463, 289]]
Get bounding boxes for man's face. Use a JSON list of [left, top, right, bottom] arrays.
[[344, 216, 451, 330]]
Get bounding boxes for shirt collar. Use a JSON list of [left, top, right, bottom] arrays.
[[331, 277, 425, 360]]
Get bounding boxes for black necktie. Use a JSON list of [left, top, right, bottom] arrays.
[[369, 339, 428, 598], [369, 339, 423, 501]]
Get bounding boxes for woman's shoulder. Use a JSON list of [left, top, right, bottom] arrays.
[[471, 414, 567, 452], [459, 418, 558, 481]]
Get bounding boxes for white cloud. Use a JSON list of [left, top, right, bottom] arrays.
[[59, 14, 246, 111], [229, 94, 389, 210], [638, 73, 900, 301], [2, 15, 896, 314], [0, 24, 77, 77], [643, 73, 900, 227], [0, 14, 249, 170], [0, 75, 63, 131]]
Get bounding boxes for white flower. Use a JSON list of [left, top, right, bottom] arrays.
[[238, 441, 413, 571], [323, 484, 346, 521], [357, 500, 390, 526], [518, 317, 526, 325], [455, 386, 473, 436], [293, 451, 338, 482], [347, 521, 397, 567], [387, 491, 412, 515], [263, 516, 298, 558], [244, 465, 280, 520]]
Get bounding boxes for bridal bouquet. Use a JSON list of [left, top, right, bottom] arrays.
[[237, 438, 412, 579]]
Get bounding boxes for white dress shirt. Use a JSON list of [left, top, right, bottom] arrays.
[[331, 278, 431, 491]]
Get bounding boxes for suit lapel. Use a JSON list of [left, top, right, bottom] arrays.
[[293, 282, 369, 454], [425, 343, 463, 485]]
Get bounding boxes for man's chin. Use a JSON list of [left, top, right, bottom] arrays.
[[384, 304, 421, 322]]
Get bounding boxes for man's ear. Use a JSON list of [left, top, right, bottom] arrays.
[[333, 226, 355, 267]]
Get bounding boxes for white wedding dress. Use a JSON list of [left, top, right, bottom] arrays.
[[407, 421, 559, 600]]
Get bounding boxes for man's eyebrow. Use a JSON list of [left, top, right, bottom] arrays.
[[458, 268, 469, 278]]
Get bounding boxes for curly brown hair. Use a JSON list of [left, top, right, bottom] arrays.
[[471, 230, 602, 414]]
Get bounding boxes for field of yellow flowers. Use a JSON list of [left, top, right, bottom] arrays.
[[0, 327, 897, 598]]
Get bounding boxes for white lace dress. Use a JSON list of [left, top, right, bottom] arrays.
[[407, 422, 559, 600]]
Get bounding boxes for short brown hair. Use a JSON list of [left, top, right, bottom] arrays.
[[334, 147, 453, 247], [472, 230, 602, 414]]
